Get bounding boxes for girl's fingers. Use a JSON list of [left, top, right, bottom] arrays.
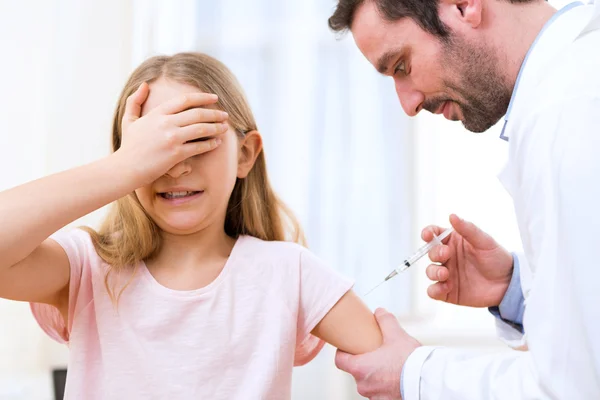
[[181, 135, 223, 158], [123, 82, 150, 128], [178, 123, 229, 144], [172, 107, 228, 127], [157, 92, 219, 115]]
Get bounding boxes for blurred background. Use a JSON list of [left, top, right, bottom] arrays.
[[0, 0, 574, 399]]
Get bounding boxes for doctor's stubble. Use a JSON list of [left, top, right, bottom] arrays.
[[423, 32, 513, 133]]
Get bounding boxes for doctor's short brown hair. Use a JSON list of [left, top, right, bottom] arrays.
[[328, 0, 539, 38]]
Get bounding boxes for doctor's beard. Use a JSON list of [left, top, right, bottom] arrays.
[[424, 34, 513, 133]]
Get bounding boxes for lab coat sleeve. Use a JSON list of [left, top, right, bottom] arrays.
[[402, 347, 437, 400], [414, 348, 541, 399]]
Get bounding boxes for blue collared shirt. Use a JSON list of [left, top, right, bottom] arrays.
[[489, 254, 524, 333]]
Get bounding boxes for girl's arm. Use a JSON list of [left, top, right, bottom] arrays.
[[0, 156, 137, 305], [0, 86, 225, 308], [312, 290, 383, 354]]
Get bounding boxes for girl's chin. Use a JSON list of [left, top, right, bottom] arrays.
[[154, 217, 208, 236]]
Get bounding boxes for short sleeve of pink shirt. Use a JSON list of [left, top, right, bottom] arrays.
[[30, 228, 93, 344], [29, 231, 355, 399]]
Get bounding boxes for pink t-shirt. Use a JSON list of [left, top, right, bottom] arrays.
[[31, 229, 353, 400]]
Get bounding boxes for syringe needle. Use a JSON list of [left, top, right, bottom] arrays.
[[363, 280, 385, 297], [364, 268, 400, 296], [363, 227, 454, 297]]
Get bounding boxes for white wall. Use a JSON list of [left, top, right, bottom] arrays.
[[0, 1, 132, 398]]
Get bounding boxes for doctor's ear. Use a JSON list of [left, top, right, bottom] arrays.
[[237, 130, 263, 179], [439, 0, 483, 29]]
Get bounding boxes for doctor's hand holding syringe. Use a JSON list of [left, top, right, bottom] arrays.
[[420, 214, 514, 309], [365, 214, 514, 309]]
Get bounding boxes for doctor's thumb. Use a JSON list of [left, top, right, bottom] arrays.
[[334, 350, 356, 374], [374, 308, 405, 342], [449, 214, 492, 249]]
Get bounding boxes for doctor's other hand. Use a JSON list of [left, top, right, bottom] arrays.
[[423, 214, 513, 308], [335, 308, 420, 400]]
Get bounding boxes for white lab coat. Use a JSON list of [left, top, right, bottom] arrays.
[[402, 2, 600, 399]]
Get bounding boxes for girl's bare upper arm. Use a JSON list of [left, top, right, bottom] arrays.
[[311, 290, 383, 355], [0, 238, 70, 308]]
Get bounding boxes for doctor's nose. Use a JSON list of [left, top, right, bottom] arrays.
[[395, 79, 425, 117], [165, 159, 192, 179]]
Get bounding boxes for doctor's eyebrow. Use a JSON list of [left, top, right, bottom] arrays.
[[376, 49, 402, 75]]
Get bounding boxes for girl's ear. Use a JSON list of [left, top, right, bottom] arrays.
[[237, 130, 263, 178]]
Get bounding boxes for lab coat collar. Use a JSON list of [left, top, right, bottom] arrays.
[[499, 1, 585, 142], [579, 0, 600, 37]]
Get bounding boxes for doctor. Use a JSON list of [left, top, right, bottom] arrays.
[[328, 0, 600, 399]]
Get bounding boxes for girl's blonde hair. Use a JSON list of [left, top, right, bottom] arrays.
[[84, 52, 305, 303]]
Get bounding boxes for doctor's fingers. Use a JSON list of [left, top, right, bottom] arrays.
[[335, 350, 366, 379], [427, 281, 452, 302], [421, 225, 447, 242], [426, 264, 449, 282], [427, 244, 451, 264]]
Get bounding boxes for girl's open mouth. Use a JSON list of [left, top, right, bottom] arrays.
[[159, 191, 202, 200]]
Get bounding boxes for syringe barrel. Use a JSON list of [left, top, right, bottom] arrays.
[[400, 228, 454, 269], [404, 237, 441, 266]]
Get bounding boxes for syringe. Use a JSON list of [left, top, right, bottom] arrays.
[[364, 227, 454, 296]]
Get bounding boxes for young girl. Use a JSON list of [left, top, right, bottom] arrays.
[[0, 52, 382, 399]]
